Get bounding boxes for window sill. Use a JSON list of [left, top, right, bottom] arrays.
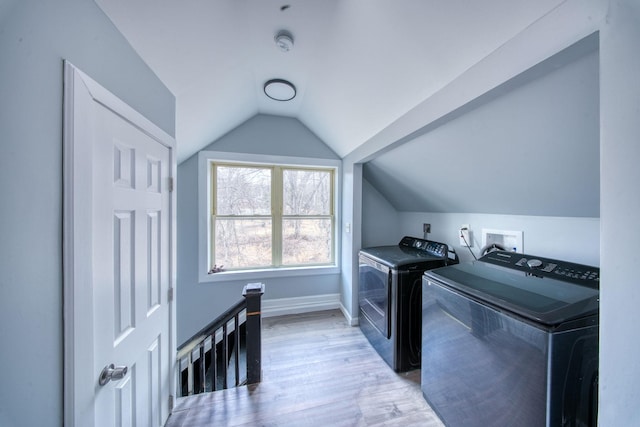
[[199, 265, 340, 283]]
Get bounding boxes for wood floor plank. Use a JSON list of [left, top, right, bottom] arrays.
[[167, 309, 444, 427]]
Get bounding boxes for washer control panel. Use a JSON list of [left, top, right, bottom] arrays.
[[399, 236, 448, 258], [480, 250, 599, 289]]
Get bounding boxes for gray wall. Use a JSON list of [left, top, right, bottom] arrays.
[[340, 161, 362, 325], [361, 179, 400, 248], [362, 186, 600, 267], [0, 1, 175, 426], [361, 43, 601, 266], [399, 212, 599, 266], [364, 44, 599, 217], [177, 114, 341, 344], [599, 0, 640, 424]]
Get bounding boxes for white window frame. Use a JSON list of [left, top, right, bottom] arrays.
[[198, 150, 341, 283]]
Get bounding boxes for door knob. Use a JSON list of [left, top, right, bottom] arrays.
[[99, 363, 128, 386]]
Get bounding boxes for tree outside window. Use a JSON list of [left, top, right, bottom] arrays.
[[212, 163, 334, 271]]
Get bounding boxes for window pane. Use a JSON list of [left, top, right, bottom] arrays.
[[214, 219, 272, 268], [216, 166, 271, 215], [282, 219, 332, 265], [283, 169, 331, 215]]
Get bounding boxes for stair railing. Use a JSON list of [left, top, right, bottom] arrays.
[[176, 282, 265, 396]]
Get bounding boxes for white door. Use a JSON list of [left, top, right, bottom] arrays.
[[63, 62, 176, 427]]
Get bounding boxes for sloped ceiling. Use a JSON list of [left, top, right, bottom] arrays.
[[94, 0, 566, 164], [364, 37, 600, 217]]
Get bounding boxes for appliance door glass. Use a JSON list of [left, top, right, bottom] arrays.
[[422, 277, 548, 427], [359, 255, 391, 338]]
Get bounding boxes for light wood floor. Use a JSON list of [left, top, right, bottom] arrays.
[[166, 309, 444, 427]]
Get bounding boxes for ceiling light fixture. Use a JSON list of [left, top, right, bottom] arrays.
[[264, 79, 296, 101], [274, 30, 294, 52]]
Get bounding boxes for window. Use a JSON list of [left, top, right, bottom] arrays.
[[198, 151, 340, 282]]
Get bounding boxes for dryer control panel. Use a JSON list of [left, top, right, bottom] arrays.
[[479, 250, 599, 289], [399, 236, 448, 258]]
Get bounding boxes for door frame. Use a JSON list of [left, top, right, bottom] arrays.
[[62, 61, 177, 426]]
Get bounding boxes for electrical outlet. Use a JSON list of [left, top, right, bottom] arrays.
[[423, 223, 431, 234], [459, 224, 472, 247]]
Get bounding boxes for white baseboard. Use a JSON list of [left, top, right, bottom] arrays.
[[262, 293, 341, 318], [261, 293, 359, 326], [340, 303, 359, 326]]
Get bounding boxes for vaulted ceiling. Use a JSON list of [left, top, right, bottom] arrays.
[[95, 0, 568, 164]]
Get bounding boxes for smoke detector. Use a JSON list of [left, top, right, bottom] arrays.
[[275, 30, 294, 52]]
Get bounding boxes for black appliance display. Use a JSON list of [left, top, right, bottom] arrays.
[[421, 250, 599, 427], [359, 236, 458, 372]]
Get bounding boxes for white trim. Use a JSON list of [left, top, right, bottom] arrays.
[[204, 265, 340, 283], [261, 294, 359, 326], [340, 303, 359, 327], [262, 293, 341, 318], [63, 60, 95, 427], [63, 61, 177, 427], [198, 150, 342, 284]]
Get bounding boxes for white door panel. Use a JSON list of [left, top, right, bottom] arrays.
[[63, 62, 176, 427]]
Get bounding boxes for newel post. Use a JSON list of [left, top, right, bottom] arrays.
[[243, 282, 265, 385]]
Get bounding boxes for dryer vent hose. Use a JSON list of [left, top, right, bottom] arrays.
[[480, 243, 507, 256]]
